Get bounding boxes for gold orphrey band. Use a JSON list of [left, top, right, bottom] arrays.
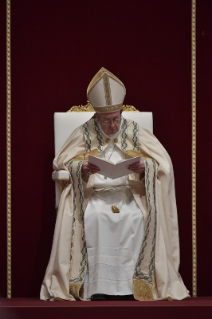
[[6, 0, 12, 299], [191, 0, 197, 298]]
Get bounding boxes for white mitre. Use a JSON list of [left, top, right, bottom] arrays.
[[87, 67, 126, 113]]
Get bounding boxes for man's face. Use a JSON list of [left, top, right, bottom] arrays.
[[95, 110, 123, 135]]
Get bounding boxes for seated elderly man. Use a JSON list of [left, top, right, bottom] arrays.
[[40, 67, 189, 301]]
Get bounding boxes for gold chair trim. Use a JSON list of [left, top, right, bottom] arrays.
[[191, 0, 197, 297], [67, 102, 139, 112]]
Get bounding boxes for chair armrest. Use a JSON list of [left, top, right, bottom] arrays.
[[52, 170, 70, 181]]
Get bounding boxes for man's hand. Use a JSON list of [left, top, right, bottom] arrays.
[[128, 160, 145, 174], [81, 161, 100, 176]]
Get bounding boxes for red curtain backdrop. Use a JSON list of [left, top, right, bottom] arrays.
[[196, 0, 212, 297], [0, 0, 211, 298]]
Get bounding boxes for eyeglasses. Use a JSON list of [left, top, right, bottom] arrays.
[[97, 114, 121, 125]]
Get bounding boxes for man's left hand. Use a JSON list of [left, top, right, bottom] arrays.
[[128, 160, 145, 174]]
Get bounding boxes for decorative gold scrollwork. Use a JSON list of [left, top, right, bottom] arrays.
[[67, 102, 139, 112], [67, 102, 94, 112]]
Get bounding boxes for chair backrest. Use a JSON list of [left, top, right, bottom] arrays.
[[54, 112, 153, 155]]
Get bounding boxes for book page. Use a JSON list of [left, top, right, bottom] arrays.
[[89, 155, 140, 179], [88, 156, 115, 178]]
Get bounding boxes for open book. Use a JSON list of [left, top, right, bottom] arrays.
[[88, 155, 140, 179]]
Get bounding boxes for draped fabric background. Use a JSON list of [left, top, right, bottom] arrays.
[[0, 0, 211, 298], [196, 0, 212, 297]]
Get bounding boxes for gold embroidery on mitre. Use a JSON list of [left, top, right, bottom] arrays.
[[93, 103, 123, 113], [103, 73, 112, 105], [125, 150, 152, 159], [133, 279, 154, 301], [69, 283, 84, 300], [71, 149, 99, 161]]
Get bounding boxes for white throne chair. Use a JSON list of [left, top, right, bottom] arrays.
[[52, 104, 153, 208]]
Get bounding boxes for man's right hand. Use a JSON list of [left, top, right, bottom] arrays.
[[81, 161, 100, 176]]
